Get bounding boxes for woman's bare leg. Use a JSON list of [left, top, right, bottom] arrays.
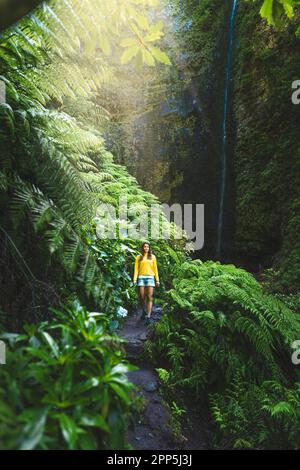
[[138, 286, 145, 311], [146, 286, 153, 318]]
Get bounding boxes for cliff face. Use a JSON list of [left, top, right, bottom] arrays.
[[232, 3, 300, 290], [118, 0, 231, 259], [104, 0, 300, 291]]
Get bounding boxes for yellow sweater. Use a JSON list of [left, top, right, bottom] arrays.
[[133, 254, 159, 282]]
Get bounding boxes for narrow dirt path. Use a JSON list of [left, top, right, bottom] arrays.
[[119, 305, 209, 450]]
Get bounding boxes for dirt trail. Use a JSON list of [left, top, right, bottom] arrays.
[[119, 305, 209, 450]]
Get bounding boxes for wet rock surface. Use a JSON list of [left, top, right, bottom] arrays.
[[119, 305, 177, 449], [119, 305, 209, 450]]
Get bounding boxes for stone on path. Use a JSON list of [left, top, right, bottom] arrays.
[[118, 304, 209, 450], [118, 305, 179, 450]]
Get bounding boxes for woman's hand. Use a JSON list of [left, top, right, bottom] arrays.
[[156, 281, 160, 287], [133, 280, 137, 286]]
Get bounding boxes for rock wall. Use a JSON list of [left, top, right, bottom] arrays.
[[232, 2, 300, 290]]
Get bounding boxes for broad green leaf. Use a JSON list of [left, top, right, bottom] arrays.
[[121, 45, 139, 64], [144, 31, 163, 42], [260, 0, 275, 24], [134, 14, 150, 30], [148, 46, 171, 65], [41, 331, 60, 358], [80, 414, 110, 432], [280, 0, 294, 17], [143, 49, 155, 66], [110, 382, 131, 404], [19, 408, 48, 450], [57, 413, 78, 449], [120, 37, 137, 47]]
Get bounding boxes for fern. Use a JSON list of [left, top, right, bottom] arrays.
[[148, 260, 300, 449]]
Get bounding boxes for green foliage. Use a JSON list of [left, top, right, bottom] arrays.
[[233, 1, 300, 291], [156, 367, 170, 384], [0, 302, 136, 450], [167, 400, 187, 443], [257, 0, 300, 29], [147, 259, 300, 448], [1, 0, 300, 452], [0, 0, 176, 327], [0, 0, 182, 451], [210, 373, 300, 449]]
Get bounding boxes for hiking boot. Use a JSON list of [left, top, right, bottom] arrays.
[[144, 316, 151, 326]]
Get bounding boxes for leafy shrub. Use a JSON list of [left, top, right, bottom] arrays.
[[210, 374, 300, 449], [0, 302, 136, 450], [146, 260, 300, 448]]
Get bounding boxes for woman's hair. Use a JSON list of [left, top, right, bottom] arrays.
[[139, 242, 153, 260]]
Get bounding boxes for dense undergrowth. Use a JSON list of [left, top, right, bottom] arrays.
[[0, 0, 184, 449], [0, 303, 136, 450], [0, 0, 299, 451], [146, 260, 300, 449], [232, 2, 300, 291]]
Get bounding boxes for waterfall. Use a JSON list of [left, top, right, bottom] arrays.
[[216, 0, 238, 259]]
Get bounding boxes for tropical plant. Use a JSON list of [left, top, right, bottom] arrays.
[[257, 0, 300, 29], [0, 302, 136, 450], [146, 259, 300, 448], [0, 0, 176, 328], [210, 373, 300, 449]]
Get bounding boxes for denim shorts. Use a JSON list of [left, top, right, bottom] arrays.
[[137, 275, 155, 287]]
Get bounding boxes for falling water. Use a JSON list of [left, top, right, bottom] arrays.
[[216, 0, 238, 259]]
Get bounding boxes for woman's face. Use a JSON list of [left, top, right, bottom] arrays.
[[143, 243, 150, 253]]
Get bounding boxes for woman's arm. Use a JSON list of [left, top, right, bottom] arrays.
[[133, 256, 139, 283], [153, 256, 159, 283]]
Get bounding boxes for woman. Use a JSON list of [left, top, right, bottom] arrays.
[[133, 242, 160, 324]]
